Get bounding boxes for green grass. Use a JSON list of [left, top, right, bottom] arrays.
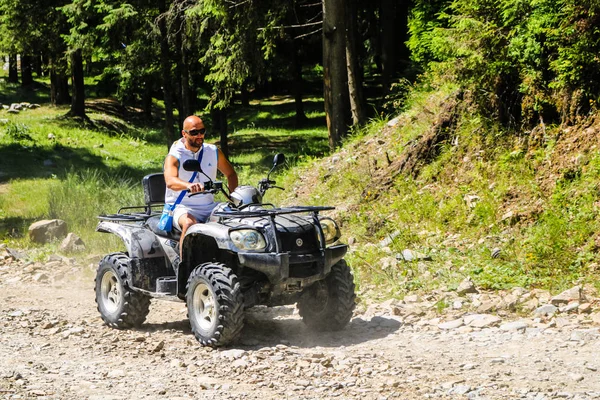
[[0, 82, 328, 256]]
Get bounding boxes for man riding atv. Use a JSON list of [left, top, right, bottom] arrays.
[[164, 115, 238, 259], [95, 126, 356, 347]]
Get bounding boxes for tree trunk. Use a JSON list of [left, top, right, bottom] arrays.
[[159, 0, 176, 148], [142, 82, 153, 121], [34, 54, 43, 77], [323, 0, 351, 150], [241, 81, 250, 107], [212, 107, 229, 158], [346, 0, 366, 126], [69, 49, 86, 118], [180, 25, 191, 120], [380, 0, 397, 95], [50, 61, 71, 106], [292, 41, 307, 127], [175, 11, 191, 123], [8, 54, 18, 83], [21, 55, 33, 87]]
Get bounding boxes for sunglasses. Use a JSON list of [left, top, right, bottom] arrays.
[[184, 128, 206, 136]]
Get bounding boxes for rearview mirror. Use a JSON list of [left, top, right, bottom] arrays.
[[182, 159, 201, 172], [273, 153, 285, 167]]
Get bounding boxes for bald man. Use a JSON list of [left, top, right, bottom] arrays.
[[164, 115, 238, 258]]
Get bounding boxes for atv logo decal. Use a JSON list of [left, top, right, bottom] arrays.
[[296, 238, 303, 247]]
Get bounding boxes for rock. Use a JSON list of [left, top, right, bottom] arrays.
[[551, 286, 583, 305], [559, 302, 580, 313], [220, 349, 246, 360], [438, 318, 464, 330], [32, 273, 49, 282], [463, 195, 480, 208], [404, 294, 420, 303], [396, 249, 432, 261], [476, 300, 496, 313], [500, 321, 529, 332], [170, 359, 185, 368], [590, 312, 600, 325], [59, 233, 86, 253], [28, 219, 68, 244], [47, 133, 56, 140], [464, 314, 502, 328], [457, 278, 478, 295], [387, 116, 401, 127], [578, 303, 592, 313], [533, 304, 558, 317]]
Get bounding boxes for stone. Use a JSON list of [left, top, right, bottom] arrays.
[[464, 314, 502, 328], [28, 219, 68, 244], [500, 321, 529, 332], [578, 303, 592, 313], [220, 349, 246, 360], [551, 286, 582, 305], [457, 278, 478, 295], [533, 304, 558, 317], [476, 301, 496, 313], [438, 318, 464, 330], [59, 233, 86, 253]]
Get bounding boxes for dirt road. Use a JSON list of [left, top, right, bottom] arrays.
[[1, 254, 600, 400]]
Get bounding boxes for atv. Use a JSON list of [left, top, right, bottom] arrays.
[[95, 153, 355, 347]]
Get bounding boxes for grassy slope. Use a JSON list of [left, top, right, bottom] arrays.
[[273, 85, 600, 300]]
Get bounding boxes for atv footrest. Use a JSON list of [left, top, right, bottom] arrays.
[[156, 276, 177, 294]]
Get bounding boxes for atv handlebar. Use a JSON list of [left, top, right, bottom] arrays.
[[187, 181, 224, 196], [258, 178, 285, 195]]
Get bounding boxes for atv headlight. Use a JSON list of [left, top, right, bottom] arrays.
[[230, 229, 267, 251], [319, 218, 340, 244]]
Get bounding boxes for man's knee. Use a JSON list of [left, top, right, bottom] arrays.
[[179, 214, 197, 231]]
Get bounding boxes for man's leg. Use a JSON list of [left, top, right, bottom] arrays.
[[177, 213, 197, 259]]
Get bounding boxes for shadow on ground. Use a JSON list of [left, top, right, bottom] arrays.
[[138, 306, 401, 349]]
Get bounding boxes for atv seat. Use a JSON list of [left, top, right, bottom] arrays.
[[142, 173, 181, 241], [142, 173, 167, 208]]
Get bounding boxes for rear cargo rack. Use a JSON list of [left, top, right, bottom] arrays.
[[98, 205, 159, 222]]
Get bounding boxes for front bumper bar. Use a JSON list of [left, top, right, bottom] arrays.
[[237, 244, 348, 289]]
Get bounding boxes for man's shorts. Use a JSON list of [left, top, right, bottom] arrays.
[[173, 203, 217, 231]]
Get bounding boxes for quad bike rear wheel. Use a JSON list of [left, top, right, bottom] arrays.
[[297, 259, 356, 331], [186, 263, 244, 347], [95, 253, 151, 329]]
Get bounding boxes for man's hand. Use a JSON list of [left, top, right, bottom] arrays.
[[187, 182, 204, 193]]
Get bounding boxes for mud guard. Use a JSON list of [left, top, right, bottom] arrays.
[[96, 221, 167, 259]]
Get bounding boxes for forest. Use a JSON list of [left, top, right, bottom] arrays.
[[3, 0, 600, 292], [2, 0, 599, 146]]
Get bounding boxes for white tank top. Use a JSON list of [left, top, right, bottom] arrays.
[[165, 139, 219, 207]]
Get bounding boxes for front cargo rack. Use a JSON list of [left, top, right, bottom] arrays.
[[213, 206, 335, 219]]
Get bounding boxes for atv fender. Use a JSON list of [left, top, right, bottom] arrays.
[[96, 221, 166, 259], [183, 222, 237, 251]]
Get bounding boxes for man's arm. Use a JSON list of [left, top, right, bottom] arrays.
[[217, 148, 238, 192], [164, 155, 204, 193]]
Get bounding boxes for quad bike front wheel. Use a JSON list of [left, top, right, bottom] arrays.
[[297, 259, 356, 331], [186, 263, 244, 347], [95, 253, 151, 329]]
